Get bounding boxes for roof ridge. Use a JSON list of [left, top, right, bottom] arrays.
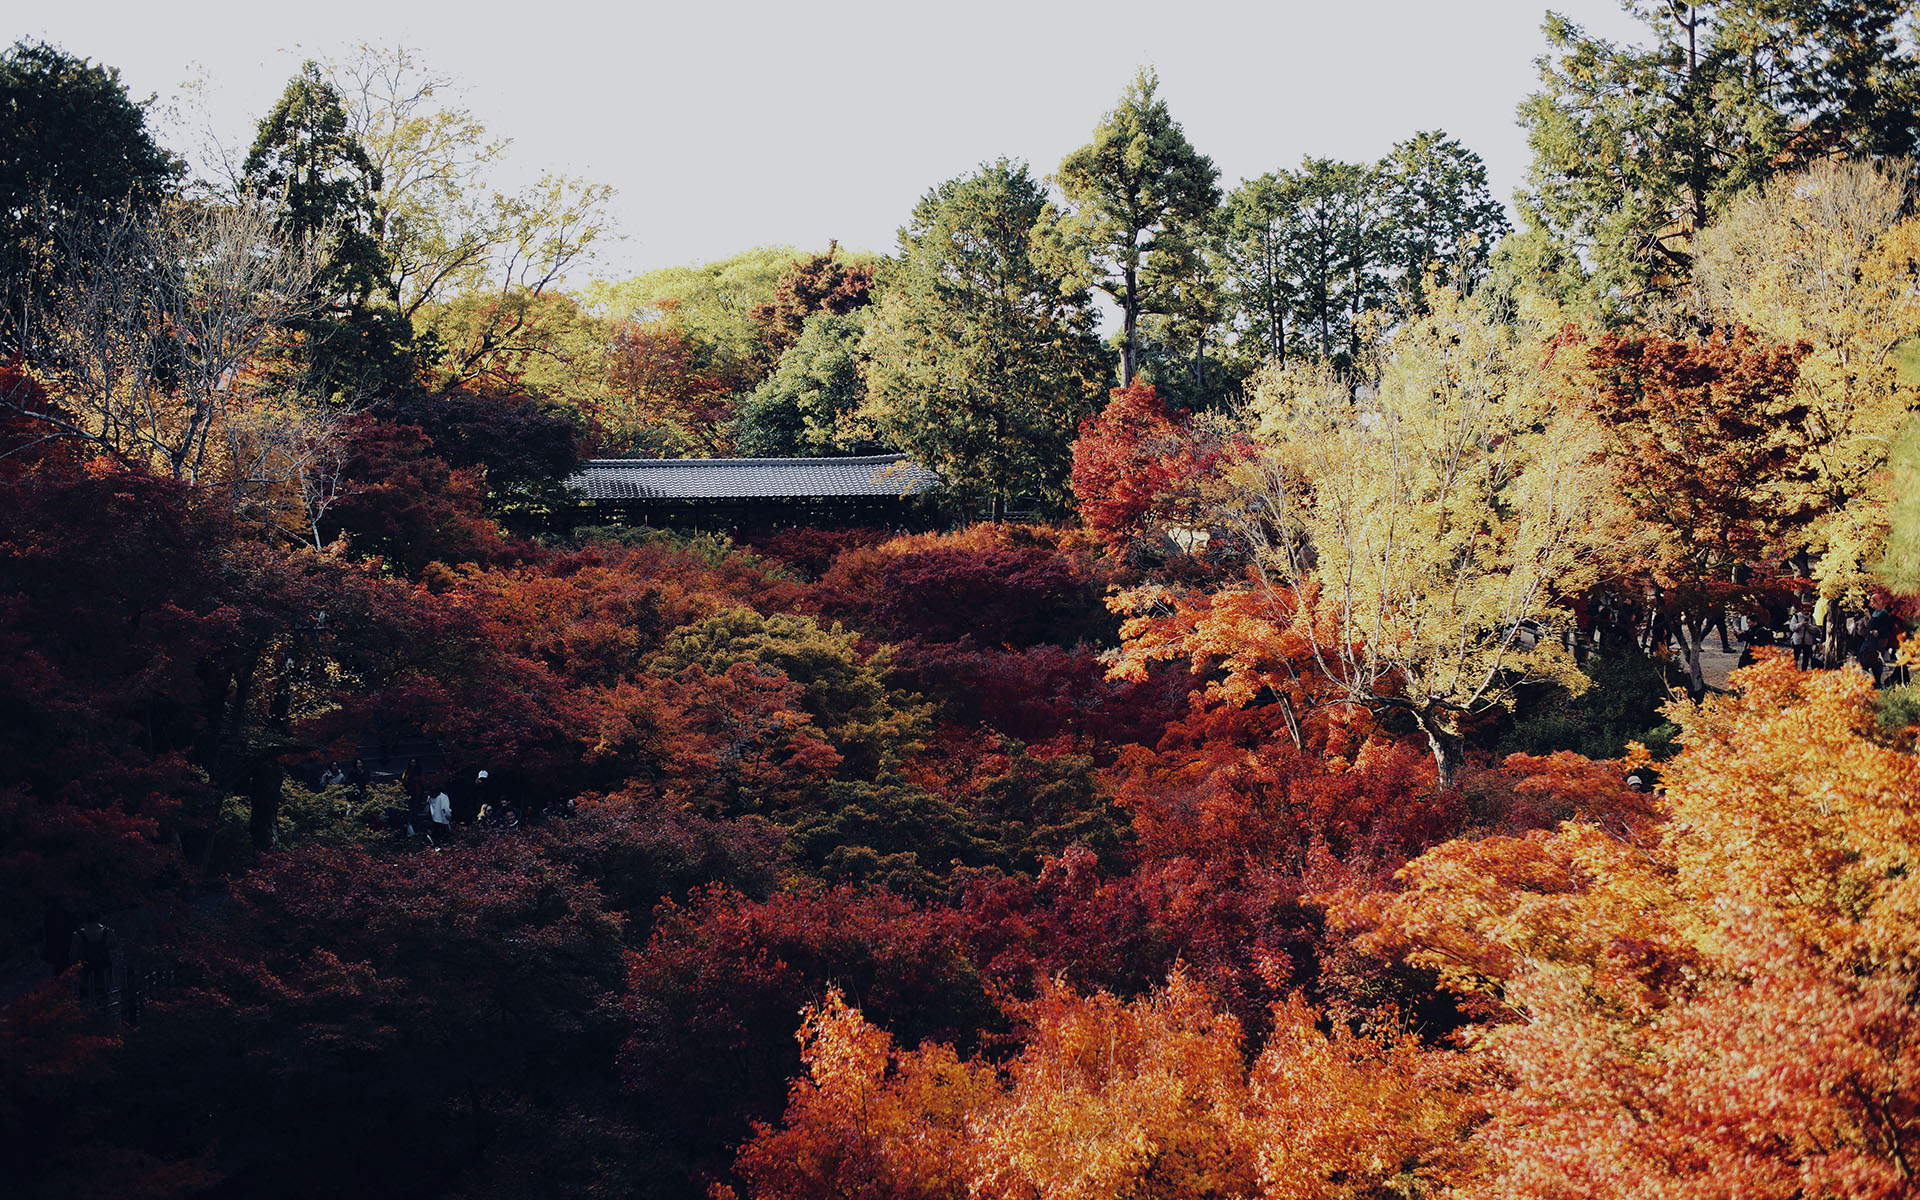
[[581, 454, 910, 467]]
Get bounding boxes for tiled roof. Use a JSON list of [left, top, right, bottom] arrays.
[[571, 455, 942, 502]]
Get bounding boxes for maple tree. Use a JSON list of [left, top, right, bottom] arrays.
[[9, 32, 1920, 1200], [1692, 158, 1920, 631], [729, 972, 1482, 1200], [1586, 328, 1812, 690], [595, 314, 738, 455], [1215, 291, 1610, 784], [1359, 656, 1920, 1198], [748, 243, 875, 361], [1069, 380, 1236, 554]]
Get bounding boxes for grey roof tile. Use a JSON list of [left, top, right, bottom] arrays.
[[570, 454, 942, 502]]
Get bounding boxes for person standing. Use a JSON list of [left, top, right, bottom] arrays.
[[68, 912, 118, 1005], [427, 787, 453, 843], [1790, 607, 1815, 670], [401, 758, 428, 833]]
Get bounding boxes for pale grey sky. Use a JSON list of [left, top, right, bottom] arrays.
[[14, 0, 1647, 280]]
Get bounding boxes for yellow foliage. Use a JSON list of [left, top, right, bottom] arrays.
[[1694, 160, 1920, 604]]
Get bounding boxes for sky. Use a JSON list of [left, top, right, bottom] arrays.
[[13, 0, 1649, 282]]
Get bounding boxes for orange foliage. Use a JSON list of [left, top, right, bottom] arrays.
[[724, 989, 997, 1200], [1363, 656, 1920, 1198], [729, 974, 1483, 1200]]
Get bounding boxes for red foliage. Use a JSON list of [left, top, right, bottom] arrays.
[[1070, 381, 1238, 551], [620, 884, 998, 1189], [814, 524, 1115, 647], [603, 316, 736, 449], [749, 247, 875, 359], [887, 639, 1189, 751], [1113, 703, 1445, 871], [324, 416, 512, 573], [744, 525, 893, 582], [1587, 329, 1813, 623], [138, 841, 636, 1196]]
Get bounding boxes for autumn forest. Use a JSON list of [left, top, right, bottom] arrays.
[[5, 4, 1920, 1198]]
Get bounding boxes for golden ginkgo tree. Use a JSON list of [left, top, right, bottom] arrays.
[[1222, 290, 1612, 787]]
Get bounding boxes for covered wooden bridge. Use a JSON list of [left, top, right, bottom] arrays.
[[563, 454, 945, 531]]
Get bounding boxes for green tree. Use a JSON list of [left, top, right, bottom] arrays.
[[1220, 134, 1503, 377], [589, 245, 807, 391], [0, 40, 178, 356], [1378, 130, 1509, 307], [1056, 68, 1221, 386], [1232, 291, 1611, 784], [326, 44, 506, 325], [246, 62, 417, 398], [652, 607, 929, 780], [734, 311, 876, 457], [1517, 1, 1920, 310], [859, 160, 1112, 521], [322, 47, 615, 399], [1882, 412, 1920, 594], [1219, 172, 1299, 365], [1278, 157, 1390, 371]]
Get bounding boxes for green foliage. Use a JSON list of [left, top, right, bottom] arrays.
[[790, 778, 993, 897], [1377, 130, 1510, 307], [208, 782, 403, 874], [861, 159, 1112, 520], [589, 245, 807, 386], [966, 745, 1127, 875], [734, 311, 875, 456], [1056, 68, 1221, 385], [1875, 684, 1920, 733], [653, 607, 929, 777], [1498, 647, 1680, 761], [1516, 2, 1920, 310], [1881, 413, 1920, 594], [1219, 132, 1506, 376], [0, 40, 179, 355], [568, 525, 791, 579], [246, 61, 419, 398], [419, 286, 610, 410]]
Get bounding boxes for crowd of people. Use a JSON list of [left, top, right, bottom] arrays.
[[317, 756, 574, 847], [1567, 579, 1911, 688]]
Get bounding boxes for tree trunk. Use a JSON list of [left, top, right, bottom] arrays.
[[248, 756, 284, 853], [1121, 266, 1139, 386], [1414, 709, 1465, 790], [1681, 614, 1708, 697], [1822, 602, 1845, 670]]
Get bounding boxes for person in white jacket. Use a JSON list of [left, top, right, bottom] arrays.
[[427, 790, 452, 842], [1789, 608, 1814, 670]]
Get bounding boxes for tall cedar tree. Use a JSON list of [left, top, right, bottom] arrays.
[[860, 159, 1111, 521], [246, 62, 419, 399], [1056, 69, 1221, 386], [1518, 0, 1920, 307]]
